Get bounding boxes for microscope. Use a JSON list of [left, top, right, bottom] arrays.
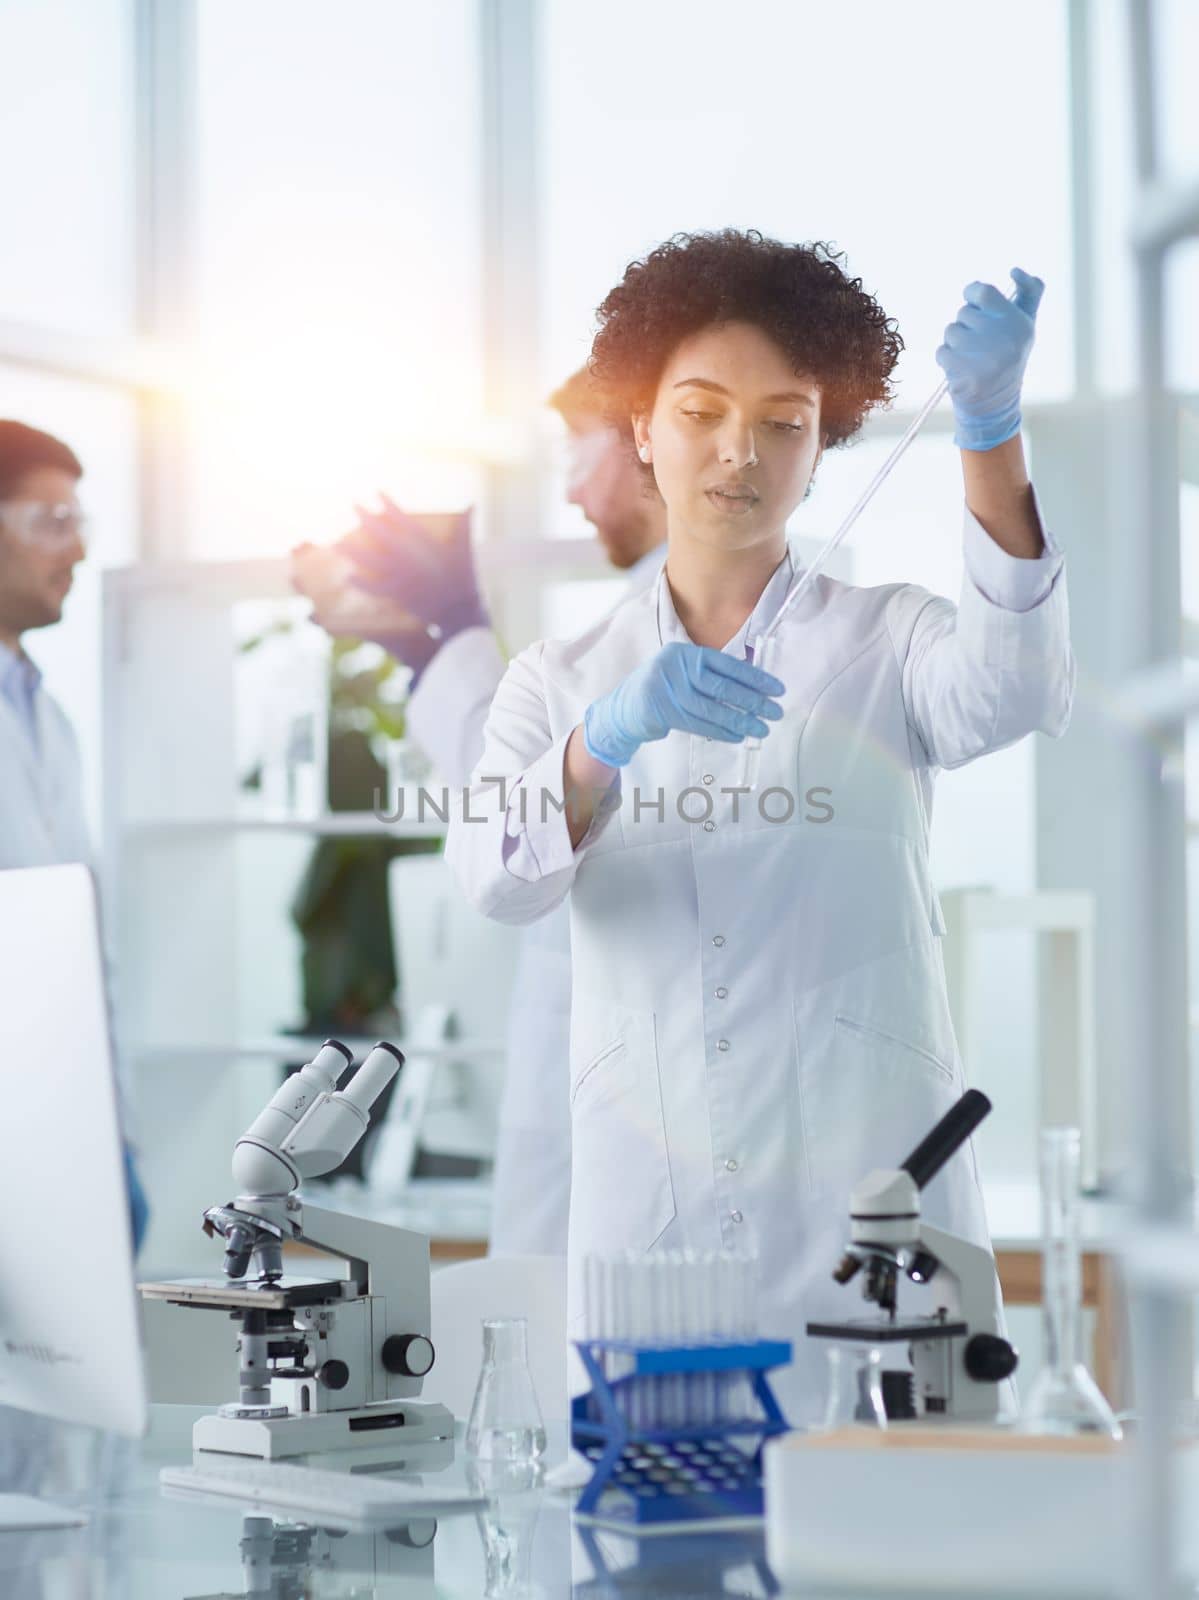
[[806, 1089, 1018, 1423], [170, 1509, 438, 1599], [140, 1040, 453, 1458]]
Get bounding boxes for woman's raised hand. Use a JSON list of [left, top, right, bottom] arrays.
[[935, 269, 1044, 453], [582, 640, 785, 769]]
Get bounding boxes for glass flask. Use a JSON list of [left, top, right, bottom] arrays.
[[465, 1318, 547, 1466], [1023, 1127, 1123, 1438], [467, 1458, 543, 1600], [820, 1342, 888, 1429]]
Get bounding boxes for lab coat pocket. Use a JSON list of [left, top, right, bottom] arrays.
[[833, 1014, 955, 1085], [794, 993, 959, 1200], [568, 1009, 675, 1257]]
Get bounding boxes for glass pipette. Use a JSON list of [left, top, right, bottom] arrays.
[[739, 290, 1016, 791], [739, 378, 947, 789]]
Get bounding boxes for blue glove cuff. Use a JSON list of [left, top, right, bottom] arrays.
[[431, 591, 490, 642], [384, 596, 492, 689], [952, 404, 1023, 453], [123, 1145, 149, 1255], [583, 700, 633, 768]]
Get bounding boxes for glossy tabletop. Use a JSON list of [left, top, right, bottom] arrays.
[[0, 1405, 787, 1599]]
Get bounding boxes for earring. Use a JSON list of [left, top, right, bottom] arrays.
[[639, 446, 650, 461]]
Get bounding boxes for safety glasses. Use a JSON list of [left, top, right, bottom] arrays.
[[0, 500, 89, 551]]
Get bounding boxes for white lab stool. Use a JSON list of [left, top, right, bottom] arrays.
[[430, 1254, 568, 1426]]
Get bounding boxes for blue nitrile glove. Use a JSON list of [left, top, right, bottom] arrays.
[[339, 497, 488, 683], [935, 268, 1044, 452], [583, 641, 786, 768], [123, 1144, 149, 1255]]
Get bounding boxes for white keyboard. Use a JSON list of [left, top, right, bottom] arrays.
[[160, 1460, 484, 1525]]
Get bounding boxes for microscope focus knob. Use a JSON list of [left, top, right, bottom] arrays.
[[964, 1333, 1019, 1383], [382, 1333, 435, 1378], [318, 1359, 350, 1390]]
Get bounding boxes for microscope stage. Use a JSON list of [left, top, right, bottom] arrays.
[[139, 1276, 348, 1311], [806, 1317, 968, 1343]]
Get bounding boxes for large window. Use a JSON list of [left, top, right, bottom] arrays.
[[0, 0, 139, 836], [0, 0, 135, 336], [540, 0, 1073, 422], [186, 0, 484, 559]]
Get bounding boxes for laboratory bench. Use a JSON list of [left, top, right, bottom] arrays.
[[0, 1406, 786, 1598], [3, 1405, 1172, 1599], [14, 1408, 1197, 1593]]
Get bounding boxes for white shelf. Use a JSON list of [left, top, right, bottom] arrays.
[[135, 1034, 504, 1066], [102, 554, 508, 1270], [122, 812, 446, 841]]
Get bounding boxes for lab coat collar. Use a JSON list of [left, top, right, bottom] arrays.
[[625, 541, 667, 592], [0, 638, 43, 761], [655, 544, 797, 658], [0, 638, 42, 701]]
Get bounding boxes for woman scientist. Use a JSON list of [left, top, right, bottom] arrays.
[[447, 230, 1073, 1421]]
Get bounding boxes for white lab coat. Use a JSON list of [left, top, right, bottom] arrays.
[[447, 508, 1073, 1422], [0, 670, 135, 1122], [0, 679, 91, 870], [406, 548, 664, 1255], [0, 666, 125, 1471]]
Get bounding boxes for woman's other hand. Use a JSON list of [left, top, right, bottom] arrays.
[[582, 640, 785, 769]]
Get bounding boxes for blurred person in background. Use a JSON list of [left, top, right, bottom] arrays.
[[297, 369, 666, 1254], [0, 420, 148, 1253]]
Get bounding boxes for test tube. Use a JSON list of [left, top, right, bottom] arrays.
[[722, 1252, 760, 1422], [721, 1252, 754, 1423], [583, 1254, 605, 1420], [626, 1252, 650, 1430], [682, 1250, 717, 1429], [600, 1254, 629, 1418], [659, 1253, 686, 1428], [645, 1253, 663, 1432]]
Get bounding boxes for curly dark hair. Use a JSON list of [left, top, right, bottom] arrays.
[[588, 230, 902, 451]]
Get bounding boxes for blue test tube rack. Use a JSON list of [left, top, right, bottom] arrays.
[[571, 1337, 792, 1525]]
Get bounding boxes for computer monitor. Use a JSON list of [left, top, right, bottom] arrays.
[[0, 863, 147, 1529]]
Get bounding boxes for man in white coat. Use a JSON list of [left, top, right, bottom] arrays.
[[0, 420, 148, 1248], [300, 371, 665, 1254], [447, 231, 1074, 1423], [0, 419, 149, 1500]]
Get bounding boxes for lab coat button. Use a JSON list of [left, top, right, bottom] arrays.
[[717, 1039, 730, 1052], [712, 935, 725, 947], [730, 1210, 744, 1224], [702, 774, 714, 785], [715, 986, 728, 999], [703, 820, 715, 832], [725, 1158, 739, 1172]]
